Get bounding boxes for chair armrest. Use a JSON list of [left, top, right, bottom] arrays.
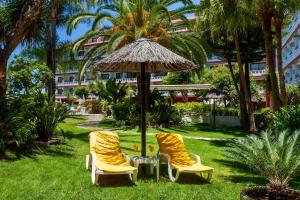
[[189, 153, 201, 164], [158, 152, 171, 163], [122, 153, 132, 164]]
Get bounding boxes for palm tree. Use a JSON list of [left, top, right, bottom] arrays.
[[39, 0, 85, 97], [88, 79, 129, 105], [225, 130, 300, 198], [67, 0, 207, 80], [0, 0, 45, 96], [272, 0, 300, 106], [197, 0, 257, 132], [252, 0, 282, 111]]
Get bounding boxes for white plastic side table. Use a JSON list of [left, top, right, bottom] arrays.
[[132, 156, 160, 181]]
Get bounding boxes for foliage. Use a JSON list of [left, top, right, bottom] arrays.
[[67, 0, 207, 79], [254, 108, 272, 131], [88, 79, 129, 105], [111, 99, 139, 125], [30, 95, 68, 141], [286, 84, 300, 105], [0, 95, 34, 154], [174, 102, 239, 117], [196, 66, 239, 106], [163, 72, 191, 85], [272, 104, 300, 133], [174, 102, 211, 116], [150, 103, 182, 126], [225, 130, 300, 194], [74, 86, 89, 99], [195, 65, 261, 107], [7, 57, 53, 95]]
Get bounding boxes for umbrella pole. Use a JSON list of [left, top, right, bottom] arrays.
[[141, 62, 146, 157]]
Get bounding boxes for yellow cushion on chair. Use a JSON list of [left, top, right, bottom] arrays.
[[89, 131, 136, 172], [156, 133, 195, 167]]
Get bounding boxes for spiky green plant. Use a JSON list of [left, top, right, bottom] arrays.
[[225, 130, 300, 198]]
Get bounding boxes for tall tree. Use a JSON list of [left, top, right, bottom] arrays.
[[272, 0, 300, 106], [67, 0, 207, 80], [0, 0, 45, 96], [197, 0, 257, 132], [252, 0, 281, 111]]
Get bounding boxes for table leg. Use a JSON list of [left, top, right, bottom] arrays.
[[150, 163, 154, 175]]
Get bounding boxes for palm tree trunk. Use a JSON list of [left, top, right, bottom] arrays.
[[235, 36, 257, 132], [262, 18, 281, 111], [0, 52, 8, 97], [274, 19, 287, 105], [46, 3, 58, 98], [227, 58, 248, 131], [0, 0, 44, 97]]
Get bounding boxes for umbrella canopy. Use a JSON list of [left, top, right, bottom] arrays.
[[92, 38, 197, 157], [93, 38, 197, 72]]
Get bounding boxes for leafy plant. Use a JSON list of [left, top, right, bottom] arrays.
[[254, 108, 272, 131], [30, 96, 68, 141], [225, 130, 300, 199], [273, 104, 300, 132], [88, 79, 129, 105], [0, 95, 34, 155], [286, 84, 300, 105]]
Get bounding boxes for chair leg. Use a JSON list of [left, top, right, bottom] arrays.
[[206, 172, 213, 182], [86, 154, 91, 170], [91, 170, 99, 185], [129, 171, 138, 183]]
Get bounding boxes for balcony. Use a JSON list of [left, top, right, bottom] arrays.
[[282, 48, 300, 68], [282, 12, 300, 46]]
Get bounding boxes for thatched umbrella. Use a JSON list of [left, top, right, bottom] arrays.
[[93, 38, 197, 156]]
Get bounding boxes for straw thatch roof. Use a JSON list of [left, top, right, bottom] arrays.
[[93, 38, 197, 73]]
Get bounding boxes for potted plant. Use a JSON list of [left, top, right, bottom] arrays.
[[225, 130, 300, 200]]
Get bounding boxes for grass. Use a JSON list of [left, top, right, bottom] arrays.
[[0, 116, 298, 200]]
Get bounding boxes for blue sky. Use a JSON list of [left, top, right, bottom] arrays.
[[9, 0, 200, 61]]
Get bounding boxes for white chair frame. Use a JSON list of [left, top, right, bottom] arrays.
[[158, 152, 213, 182], [86, 152, 137, 185]]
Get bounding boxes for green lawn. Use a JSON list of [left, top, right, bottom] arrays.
[[0, 116, 298, 200]]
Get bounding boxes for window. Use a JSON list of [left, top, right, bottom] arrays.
[[58, 77, 63, 83], [116, 73, 122, 79], [101, 74, 110, 80]]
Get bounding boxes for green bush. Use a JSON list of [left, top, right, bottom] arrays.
[[215, 107, 239, 116], [30, 96, 68, 141], [150, 104, 182, 126], [111, 99, 139, 125], [174, 102, 210, 116], [225, 130, 300, 198], [254, 108, 272, 131], [0, 95, 34, 154], [273, 104, 300, 132]]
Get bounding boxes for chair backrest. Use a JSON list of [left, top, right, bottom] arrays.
[[156, 133, 194, 166], [89, 131, 126, 165]]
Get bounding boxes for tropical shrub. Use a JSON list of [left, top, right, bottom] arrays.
[[30, 96, 68, 141], [8, 57, 53, 95], [273, 104, 300, 132], [111, 99, 139, 125], [225, 130, 300, 199], [254, 108, 272, 131], [215, 107, 239, 116], [174, 102, 211, 116], [0, 95, 34, 155], [74, 86, 89, 99], [151, 104, 182, 127], [286, 84, 300, 105]]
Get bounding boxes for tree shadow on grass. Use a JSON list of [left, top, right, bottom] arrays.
[[65, 131, 90, 143], [1, 142, 75, 161]]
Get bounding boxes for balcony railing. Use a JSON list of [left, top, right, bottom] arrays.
[[56, 76, 164, 87], [283, 12, 300, 46], [283, 48, 300, 68], [250, 69, 268, 76]]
